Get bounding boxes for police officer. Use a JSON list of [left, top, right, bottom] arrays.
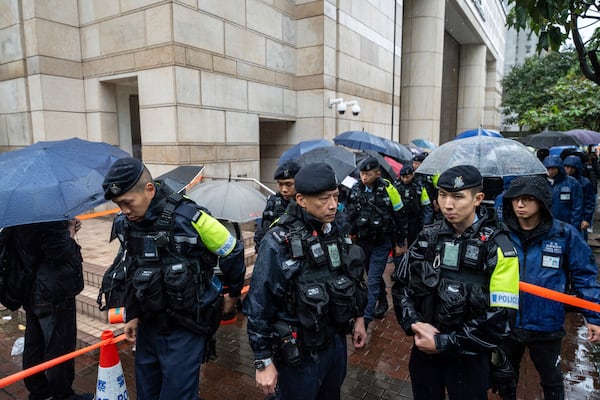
[[344, 157, 407, 324], [254, 161, 301, 252], [498, 175, 600, 399], [243, 163, 368, 400], [391, 164, 520, 400], [102, 157, 246, 400], [413, 152, 440, 219], [395, 165, 434, 247], [543, 155, 584, 231]]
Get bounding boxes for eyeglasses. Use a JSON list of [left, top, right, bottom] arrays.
[[511, 195, 536, 205]]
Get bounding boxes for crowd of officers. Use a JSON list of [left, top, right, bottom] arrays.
[[245, 149, 600, 400]]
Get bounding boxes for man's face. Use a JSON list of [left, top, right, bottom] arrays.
[[112, 183, 155, 222], [277, 178, 296, 200], [546, 167, 559, 179], [360, 169, 380, 187], [400, 174, 414, 185], [437, 188, 483, 229], [510, 195, 541, 222], [564, 165, 577, 177], [296, 189, 339, 224], [412, 160, 422, 170]]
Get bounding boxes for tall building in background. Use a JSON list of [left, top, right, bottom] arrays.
[[0, 0, 507, 187]]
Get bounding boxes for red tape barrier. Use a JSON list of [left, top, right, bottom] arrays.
[[519, 281, 600, 313], [0, 333, 126, 389]]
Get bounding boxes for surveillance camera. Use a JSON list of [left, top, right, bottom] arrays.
[[351, 104, 361, 116], [337, 102, 347, 115]]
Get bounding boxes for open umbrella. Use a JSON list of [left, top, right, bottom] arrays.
[[186, 180, 266, 223], [278, 139, 333, 164], [563, 129, 600, 145], [411, 138, 437, 151], [380, 138, 413, 162], [415, 136, 547, 177], [356, 150, 400, 181], [0, 137, 130, 228], [522, 131, 582, 149], [453, 128, 502, 140], [156, 165, 204, 193], [333, 131, 387, 153], [297, 146, 356, 180]]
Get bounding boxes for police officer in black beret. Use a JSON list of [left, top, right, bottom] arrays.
[[392, 164, 520, 400], [254, 161, 301, 253], [343, 156, 408, 325], [244, 162, 368, 400], [102, 157, 246, 399], [394, 164, 433, 247]]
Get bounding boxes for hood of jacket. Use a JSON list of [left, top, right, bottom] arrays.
[[543, 155, 566, 183], [502, 175, 553, 231], [563, 155, 583, 180]]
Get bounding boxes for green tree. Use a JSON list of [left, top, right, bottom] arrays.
[[502, 52, 572, 127], [507, 0, 600, 85]]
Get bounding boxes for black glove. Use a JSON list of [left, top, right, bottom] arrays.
[[489, 348, 517, 396]]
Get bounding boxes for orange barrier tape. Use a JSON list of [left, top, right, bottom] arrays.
[[76, 207, 120, 220], [0, 333, 127, 389], [519, 281, 600, 313]]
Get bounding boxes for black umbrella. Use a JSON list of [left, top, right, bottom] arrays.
[[357, 150, 398, 181], [522, 131, 582, 149], [297, 146, 356, 179], [156, 165, 204, 193], [563, 129, 600, 145]]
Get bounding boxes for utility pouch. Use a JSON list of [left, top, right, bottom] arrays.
[[132, 267, 165, 312], [409, 260, 439, 296], [273, 321, 301, 367], [164, 262, 196, 311], [434, 278, 466, 330], [296, 282, 329, 348], [326, 275, 356, 328]]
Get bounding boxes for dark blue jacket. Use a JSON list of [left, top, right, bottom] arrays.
[[543, 155, 584, 229], [563, 155, 596, 225], [502, 177, 600, 331]]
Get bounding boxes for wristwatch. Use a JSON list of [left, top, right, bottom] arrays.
[[254, 357, 273, 370]]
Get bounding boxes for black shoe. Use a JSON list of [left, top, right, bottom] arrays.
[[374, 301, 388, 319]]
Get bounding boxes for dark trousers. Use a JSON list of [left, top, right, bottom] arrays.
[[135, 322, 206, 400], [277, 333, 347, 400], [408, 345, 490, 400], [23, 297, 77, 400], [360, 238, 392, 321], [498, 332, 564, 400]]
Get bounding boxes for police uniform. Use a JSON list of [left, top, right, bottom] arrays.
[[395, 165, 433, 247], [243, 163, 367, 400], [391, 165, 520, 400], [344, 157, 407, 323], [254, 161, 301, 252], [102, 158, 246, 400]]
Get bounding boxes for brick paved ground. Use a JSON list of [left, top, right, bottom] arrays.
[[1, 216, 600, 399]]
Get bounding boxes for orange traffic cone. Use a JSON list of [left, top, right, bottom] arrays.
[[96, 330, 128, 400]]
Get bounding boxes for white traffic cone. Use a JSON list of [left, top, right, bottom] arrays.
[[95, 330, 128, 400]]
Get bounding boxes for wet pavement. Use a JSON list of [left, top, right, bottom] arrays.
[[1, 216, 600, 399]]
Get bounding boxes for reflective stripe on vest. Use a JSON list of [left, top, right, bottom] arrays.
[[489, 246, 520, 309], [383, 179, 403, 211], [191, 211, 236, 256]]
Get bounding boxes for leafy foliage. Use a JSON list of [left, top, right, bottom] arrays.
[[507, 0, 600, 85]]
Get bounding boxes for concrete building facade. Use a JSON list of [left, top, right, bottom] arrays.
[[0, 0, 507, 185]]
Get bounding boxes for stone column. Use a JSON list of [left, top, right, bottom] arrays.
[[456, 44, 487, 133], [400, 0, 445, 145]]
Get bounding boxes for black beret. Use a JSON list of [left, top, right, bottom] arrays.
[[413, 153, 427, 162], [359, 156, 379, 171], [400, 165, 414, 176], [294, 163, 338, 194], [102, 157, 145, 200], [274, 161, 301, 180], [437, 165, 482, 192]]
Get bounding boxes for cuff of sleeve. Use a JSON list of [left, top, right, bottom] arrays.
[[434, 333, 458, 354]]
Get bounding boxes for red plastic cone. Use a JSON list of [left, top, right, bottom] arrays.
[[96, 330, 128, 399]]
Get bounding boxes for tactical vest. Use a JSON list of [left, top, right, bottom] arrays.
[[398, 184, 422, 217], [273, 216, 366, 352], [349, 180, 399, 239], [125, 193, 216, 329]]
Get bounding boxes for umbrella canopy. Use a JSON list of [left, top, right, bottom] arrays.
[[297, 146, 356, 180], [156, 165, 204, 193], [380, 138, 413, 162], [563, 129, 600, 145], [411, 138, 437, 151], [333, 131, 387, 153], [278, 139, 333, 164], [0, 138, 130, 228], [415, 136, 547, 177], [522, 131, 582, 149], [186, 180, 266, 223], [454, 128, 502, 140]]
